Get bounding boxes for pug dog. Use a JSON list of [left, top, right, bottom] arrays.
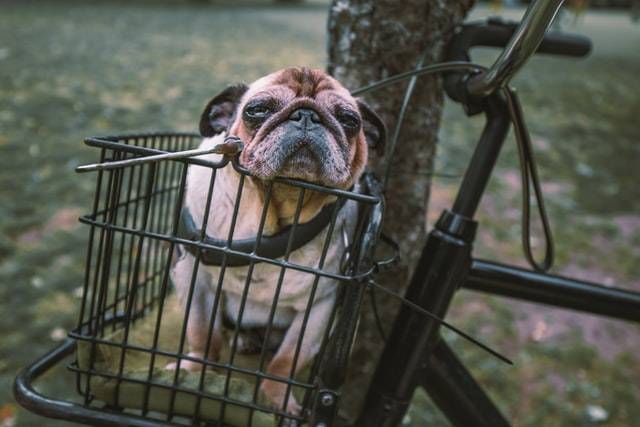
[[169, 67, 385, 418]]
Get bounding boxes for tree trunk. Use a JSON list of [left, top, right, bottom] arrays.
[[327, 0, 474, 421]]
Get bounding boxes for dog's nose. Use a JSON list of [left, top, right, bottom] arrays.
[[289, 108, 321, 124]]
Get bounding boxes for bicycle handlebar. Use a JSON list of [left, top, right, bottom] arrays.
[[449, 0, 592, 98], [446, 17, 592, 64]]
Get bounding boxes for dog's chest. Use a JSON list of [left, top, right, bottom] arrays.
[[183, 143, 357, 323], [202, 212, 348, 313]]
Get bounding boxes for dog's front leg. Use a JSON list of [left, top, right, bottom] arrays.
[[167, 248, 223, 371], [260, 295, 335, 417]]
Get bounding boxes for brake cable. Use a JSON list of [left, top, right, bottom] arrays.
[[366, 277, 513, 364], [503, 87, 555, 272]]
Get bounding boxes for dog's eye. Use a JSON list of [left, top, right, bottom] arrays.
[[244, 103, 271, 120], [337, 111, 360, 130]]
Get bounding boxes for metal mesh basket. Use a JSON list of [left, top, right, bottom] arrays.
[[67, 132, 388, 426]]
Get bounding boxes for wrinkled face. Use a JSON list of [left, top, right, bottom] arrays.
[[199, 68, 386, 189]]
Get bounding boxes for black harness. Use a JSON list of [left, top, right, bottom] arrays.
[[177, 198, 346, 267]]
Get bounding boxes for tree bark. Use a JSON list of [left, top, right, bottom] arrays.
[[327, 0, 474, 421]]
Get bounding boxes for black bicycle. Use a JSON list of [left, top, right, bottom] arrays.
[[14, 0, 640, 426]]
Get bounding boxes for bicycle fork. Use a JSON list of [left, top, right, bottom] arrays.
[[358, 93, 512, 427]]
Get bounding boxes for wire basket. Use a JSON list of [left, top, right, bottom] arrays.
[[64, 132, 390, 426]]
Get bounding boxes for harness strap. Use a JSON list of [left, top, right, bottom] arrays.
[[178, 197, 346, 267]]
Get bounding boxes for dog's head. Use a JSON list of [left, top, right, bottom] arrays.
[[199, 67, 386, 189]]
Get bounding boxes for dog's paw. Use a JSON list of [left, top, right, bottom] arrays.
[[260, 379, 302, 422], [164, 352, 207, 372]]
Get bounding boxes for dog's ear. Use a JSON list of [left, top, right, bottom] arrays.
[[199, 84, 249, 137], [357, 99, 387, 156]]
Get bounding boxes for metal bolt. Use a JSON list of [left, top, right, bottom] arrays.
[[320, 393, 334, 407]]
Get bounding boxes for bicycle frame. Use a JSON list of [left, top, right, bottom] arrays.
[[357, 1, 640, 426]]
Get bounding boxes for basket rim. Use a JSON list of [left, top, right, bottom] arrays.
[[83, 133, 381, 205]]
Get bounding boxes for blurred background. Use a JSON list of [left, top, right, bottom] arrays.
[[0, 0, 638, 426]]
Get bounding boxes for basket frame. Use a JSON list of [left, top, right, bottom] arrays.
[[16, 132, 388, 427]]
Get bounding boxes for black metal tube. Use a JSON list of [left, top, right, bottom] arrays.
[[357, 212, 487, 426], [451, 93, 511, 217], [13, 340, 175, 427], [464, 260, 640, 323], [421, 339, 509, 427], [358, 90, 512, 425]]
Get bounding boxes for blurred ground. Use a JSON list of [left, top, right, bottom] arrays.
[[0, 1, 638, 426]]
